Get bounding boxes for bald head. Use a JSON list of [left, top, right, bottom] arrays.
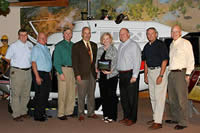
[[171, 25, 182, 41], [119, 28, 130, 43], [37, 33, 47, 45]]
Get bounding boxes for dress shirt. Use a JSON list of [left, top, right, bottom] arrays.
[[143, 39, 169, 67], [96, 44, 118, 79], [5, 40, 33, 68], [117, 39, 141, 78], [31, 43, 52, 72], [83, 40, 93, 61], [169, 37, 194, 74], [53, 40, 73, 74]]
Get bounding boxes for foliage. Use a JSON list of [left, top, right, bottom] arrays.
[[0, 0, 10, 16], [196, 24, 200, 31]]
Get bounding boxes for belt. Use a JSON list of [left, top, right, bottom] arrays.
[[12, 67, 31, 71], [62, 65, 72, 68], [119, 69, 132, 73], [171, 68, 186, 72], [148, 66, 160, 70]]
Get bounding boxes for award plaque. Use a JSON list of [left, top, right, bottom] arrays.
[[97, 59, 111, 71]]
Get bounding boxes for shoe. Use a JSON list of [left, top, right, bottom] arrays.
[[104, 118, 113, 123], [165, 120, 178, 124], [125, 120, 135, 126], [146, 120, 154, 125], [78, 115, 85, 121], [21, 114, 31, 119], [88, 114, 98, 119], [174, 125, 187, 130], [102, 117, 108, 121], [58, 116, 68, 120], [149, 123, 162, 130], [34, 117, 46, 122], [119, 118, 128, 124], [13, 116, 23, 122]]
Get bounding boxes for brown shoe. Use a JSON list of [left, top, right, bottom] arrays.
[[125, 120, 135, 126], [78, 115, 85, 121], [21, 114, 31, 119], [88, 114, 98, 119], [146, 120, 154, 125], [13, 116, 23, 122], [149, 123, 162, 130], [119, 118, 128, 124]]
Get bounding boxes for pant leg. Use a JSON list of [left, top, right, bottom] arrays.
[[107, 76, 118, 120], [57, 71, 67, 117], [168, 72, 179, 122], [63, 67, 76, 115], [87, 73, 96, 116], [10, 68, 22, 118], [77, 79, 88, 116], [20, 69, 32, 115]]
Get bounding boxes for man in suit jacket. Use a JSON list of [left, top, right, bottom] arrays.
[[72, 27, 98, 121]]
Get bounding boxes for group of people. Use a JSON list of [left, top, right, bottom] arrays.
[[4, 24, 194, 131]]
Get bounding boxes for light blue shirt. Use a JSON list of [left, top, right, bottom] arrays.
[[5, 40, 33, 68], [31, 43, 52, 72], [117, 39, 141, 78]]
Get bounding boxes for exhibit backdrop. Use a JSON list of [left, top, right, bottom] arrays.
[[21, 0, 200, 38]]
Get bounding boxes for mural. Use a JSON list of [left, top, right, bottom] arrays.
[[21, 0, 200, 39]]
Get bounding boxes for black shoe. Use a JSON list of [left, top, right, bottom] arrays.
[[58, 116, 68, 120], [165, 120, 178, 124], [34, 117, 46, 122], [174, 125, 187, 130]]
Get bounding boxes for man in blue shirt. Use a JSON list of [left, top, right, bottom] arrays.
[[117, 28, 141, 126], [31, 33, 52, 122]]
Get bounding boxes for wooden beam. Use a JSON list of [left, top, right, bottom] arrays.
[[10, 0, 68, 7]]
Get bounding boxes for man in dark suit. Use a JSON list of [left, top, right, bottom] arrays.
[[72, 27, 98, 121]]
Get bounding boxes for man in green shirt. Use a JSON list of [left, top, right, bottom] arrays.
[[53, 28, 76, 120]]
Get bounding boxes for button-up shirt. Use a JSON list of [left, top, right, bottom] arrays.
[[5, 40, 33, 68], [117, 39, 141, 78], [31, 43, 52, 72], [53, 40, 73, 74], [169, 37, 194, 74], [143, 39, 169, 67]]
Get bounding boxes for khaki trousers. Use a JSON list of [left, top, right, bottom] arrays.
[[10, 67, 32, 118], [57, 67, 76, 117], [148, 67, 168, 124]]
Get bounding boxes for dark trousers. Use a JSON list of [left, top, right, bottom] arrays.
[[99, 76, 118, 121], [119, 71, 139, 122], [33, 71, 51, 119]]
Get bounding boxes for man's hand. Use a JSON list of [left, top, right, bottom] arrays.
[[156, 76, 163, 85], [36, 76, 43, 85], [76, 75, 81, 83], [102, 70, 111, 74], [130, 77, 136, 83], [59, 74, 65, 81], [185, 76, 190, 86], [144, 75, 148, 84]]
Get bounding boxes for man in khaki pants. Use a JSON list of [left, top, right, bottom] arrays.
[[53, 28, 76, 120], [5, 29, 33, 121]]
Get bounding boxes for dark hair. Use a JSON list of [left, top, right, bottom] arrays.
[[18, 28, 28, 35], [146, 27, 158, 34]]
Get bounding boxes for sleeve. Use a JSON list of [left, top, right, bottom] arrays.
[[53, 45, 63, 74], [72, 44, 80, 77], [5, 44, 13, 60], [111, 46, 118, 72], [160, 42, 169, 61], [185, 41, 194, 74], [31, 46, 38, 62], [132, 45, 142, 78]]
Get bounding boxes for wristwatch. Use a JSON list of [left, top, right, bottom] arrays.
[[185, 74, 190, 76], [159, 75, 163, 77]]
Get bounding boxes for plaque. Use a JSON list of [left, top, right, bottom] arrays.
[[97, 60, 111, 71]]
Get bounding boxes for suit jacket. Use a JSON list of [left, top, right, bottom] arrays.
[[72, 40, 98, 80]]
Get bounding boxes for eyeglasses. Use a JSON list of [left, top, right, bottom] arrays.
[[1, 39, 8, 42]]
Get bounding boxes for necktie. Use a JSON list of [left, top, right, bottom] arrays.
[[86, 42, 92, 63]]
